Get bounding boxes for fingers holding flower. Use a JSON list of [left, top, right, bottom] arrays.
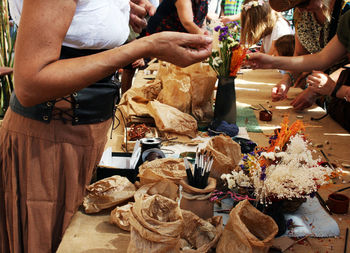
[[271, 82, 289, 102], [245, 52, 275, 69]]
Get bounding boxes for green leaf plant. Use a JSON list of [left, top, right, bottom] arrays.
[[0, 0, 16, 118]]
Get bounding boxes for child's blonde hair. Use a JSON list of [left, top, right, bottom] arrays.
[[240, 0, 283, 47]]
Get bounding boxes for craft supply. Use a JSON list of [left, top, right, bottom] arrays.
[[327, 193, 349, 214], [185, 148, 214, 189], [259, 110, 272, 121], [184, 157, 194, 185], [345, 228, 349, 253], [141, 148, 165, 162], [336, 186, 350, 193], [140, 137, 162, 153], [316, 192, 332, 215], [320, 149, 336, 170], [259, 104, 272, 114]]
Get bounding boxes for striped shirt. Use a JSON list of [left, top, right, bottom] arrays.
[[221, 0, 244, 16]]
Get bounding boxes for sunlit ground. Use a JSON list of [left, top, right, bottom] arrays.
[[324, 133, 350, 137], [259, 125, 282, 131], [236, 87, 260, 91], [236, 79, 277, 86]]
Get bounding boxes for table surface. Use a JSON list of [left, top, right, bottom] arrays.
[[57, 67, 350, 253]]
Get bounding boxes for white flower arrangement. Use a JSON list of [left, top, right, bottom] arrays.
[[221, 133, 335, 204]]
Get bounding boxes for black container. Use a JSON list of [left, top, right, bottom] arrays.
[[140, 137, 162, 153], [214, 76, 237, 124], [95, 152, 138, 183]]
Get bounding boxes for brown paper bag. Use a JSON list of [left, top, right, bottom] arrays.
[[156, 62, 217, 122], [147, 100, 198, 138], [111, 180, 179, 232], [110, 203, 133, 231], [205, 135, 241, 181], [118, 80, 162, 120], [183, 63, 217, 122], [134, 179, 179, 201], [138, 158, 187, 185], [216, 200, 278, 253], [83, 175, 136, 214], [180, 210, 223, 253], [127, 194, 183, 253], [157, 77, 191, 113]]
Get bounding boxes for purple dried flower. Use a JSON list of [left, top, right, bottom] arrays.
[[220, 26, 228, 32], [260, 172, 266, 181], [214, 25, 221, 32], [286, 218, 294, 228]]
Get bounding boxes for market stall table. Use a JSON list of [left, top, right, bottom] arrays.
[[57, 67, 350, 253]]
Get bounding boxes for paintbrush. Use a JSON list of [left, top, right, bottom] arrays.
[[259, 103, 272, 115], [184, 157, 193, 185], [315, 192, 332, 215], [320, 149, 336, 170], [345, 227, 349, 253]]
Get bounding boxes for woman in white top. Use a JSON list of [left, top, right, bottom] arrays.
[[240, 0, 294, 55], [0, 0, 213, 252]]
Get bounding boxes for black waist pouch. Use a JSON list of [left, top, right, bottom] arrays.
[[10, 46, 120, 125]]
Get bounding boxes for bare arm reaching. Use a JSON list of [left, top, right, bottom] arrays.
[[14, 0, 212, 107]]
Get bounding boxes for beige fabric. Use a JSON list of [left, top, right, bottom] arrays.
[[0, 109, 111, 253]]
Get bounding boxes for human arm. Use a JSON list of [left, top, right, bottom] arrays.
[[175, 0, 204, 34], [307, 68, 350, 101], [290, 87, 318, 111], [246, 35, 347, 72], [14, 0, 212, 107], [220, 14, 240, 24], [271, 35, 307, 101]]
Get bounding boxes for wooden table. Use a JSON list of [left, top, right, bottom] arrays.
[[57, 67, 350, 253]]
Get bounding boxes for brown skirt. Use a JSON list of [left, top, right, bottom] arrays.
[[0, 109, 112, 253]]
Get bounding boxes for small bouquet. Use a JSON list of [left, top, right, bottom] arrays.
[[221, 118, 337, 206], [208, 22, 247, 77]]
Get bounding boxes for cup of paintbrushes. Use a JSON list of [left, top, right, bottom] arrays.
[[179, 177, 217, 220]]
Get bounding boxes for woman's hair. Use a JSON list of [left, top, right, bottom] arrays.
[[294, 0, 333, 23], [240, 0, 282, 47], [274, 34, 295, 56]]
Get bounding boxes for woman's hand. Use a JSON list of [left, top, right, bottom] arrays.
[[307, 71, 336, 96], [245, 53, 276, 69], [130, 0, 156, 33], [290, 87, 318, 111], [131, 58, 145, 68], [144, 32, 213, 67], [271, 82, 290, 102]]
